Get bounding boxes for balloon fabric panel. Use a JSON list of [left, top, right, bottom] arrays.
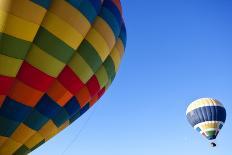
[[186, 98, 226, 141], [0, 0, 126, 154], [186, 106, 226, 127]]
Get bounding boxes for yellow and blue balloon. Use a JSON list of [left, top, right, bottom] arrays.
[[186, 98, 226, 146]]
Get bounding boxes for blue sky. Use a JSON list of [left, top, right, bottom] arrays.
[[32, 0, 232, 154]]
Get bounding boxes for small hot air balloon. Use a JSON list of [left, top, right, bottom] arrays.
[[186, 98, 226, 147], [0, 0, 126, 154]]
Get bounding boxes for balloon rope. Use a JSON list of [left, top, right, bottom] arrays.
[[60, 107, 97, 155]]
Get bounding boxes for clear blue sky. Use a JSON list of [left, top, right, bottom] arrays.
[[32, 0, 232, 154]]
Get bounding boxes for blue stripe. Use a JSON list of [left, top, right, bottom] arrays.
[[219, 124, 223, 129], [52, 109, 69, 127], [66, 0, 82, 8], [103, 0, 122, 27], [69, 103, 90, 123], [80, 103, 90, 115], [99, 7, 121, 38], [89, 0, 102, 14], [79, 1, 97, 23], [35, 94, 61, 118], [0, 97, 32, 122], [207, 135, 216, 140], [67, 0, 97, 23], [119, 23, 127, 48], [0, 116, 20, 137], [31, 0, 52, 9], [187, 106, 226, 127], [24, 110, 49, 131], [196, 127, 201, 132], [64, 97, 81, 117]]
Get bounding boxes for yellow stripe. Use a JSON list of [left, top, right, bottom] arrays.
[[26, 45, 65, 77], [24, 133, 44, 149], [49, 0, 91, 37], [39, 120, 58, 141], [0, 138, 22, 155], [187, 98, 223, 113], [1, 12, 39, 41], [0, 54, 23, 77], [58, 121, 69, 132], [0, 10, 8, 32], [95, 66, 109, 89], [85, 28, 110, 61], [68, 52, 94, 83], [93, 17, 116, 50], [42, 11, 84, 49], [10, 124, 36, 144], [0, 0, 11, 11], [0, 136, 7, 147], [198, 122, 219, 131], [110, 48, 121, 71], [0, 0, 46, 24], [115, 39, 125, 58], [105, 81, 111, 90]]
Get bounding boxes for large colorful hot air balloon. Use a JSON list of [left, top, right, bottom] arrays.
[[186, 98, 226, 147], [0, 0, 126, 154]]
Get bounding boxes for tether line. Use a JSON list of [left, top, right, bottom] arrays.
[[61, 107, 97, 155]]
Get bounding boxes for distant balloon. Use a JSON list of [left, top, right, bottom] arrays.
[[0, 0, 126, 154], [186, 98, 226, 146]]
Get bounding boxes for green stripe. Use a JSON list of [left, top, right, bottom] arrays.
[[14, 145, 30, 155], [95, 66, 108, 88], [69, 112, 81, 124], [206, 130, 216, 137], [30, 139, 45, 152], [34, 27, 75, 63], [103, 56, 116, 83], [0, 33, 31, 59], [0, 116, 20, 137], [77, 40, 102, 72]]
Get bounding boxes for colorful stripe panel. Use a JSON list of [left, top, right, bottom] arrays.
[[0, 0, 126, 154], [186, 98, 226, 141]]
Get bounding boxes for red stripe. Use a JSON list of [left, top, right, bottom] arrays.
[[58, 66, 84, 94], [97, 87, 106, 99], [89, 87, 105, 107], [112, 0, 122, 15], [86, 75, 101, 97], [17, 62, 54, 92], [0, 76, 15, 95]]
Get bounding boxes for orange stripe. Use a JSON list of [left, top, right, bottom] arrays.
[[89, 95, 98, 107], [0, 95, 5, 107], [8, 80, 43, 107], [47, 80, 72, 107], [112, 0, 122, 15], [75, 86, 91, 108]]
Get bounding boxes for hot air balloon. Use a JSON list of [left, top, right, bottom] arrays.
[[0, 0, 127, 154], [186, 98, 226, 147]]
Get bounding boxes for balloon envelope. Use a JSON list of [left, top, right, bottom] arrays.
[[0, 0, 126, 154], [186, 98, 226, 141]]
